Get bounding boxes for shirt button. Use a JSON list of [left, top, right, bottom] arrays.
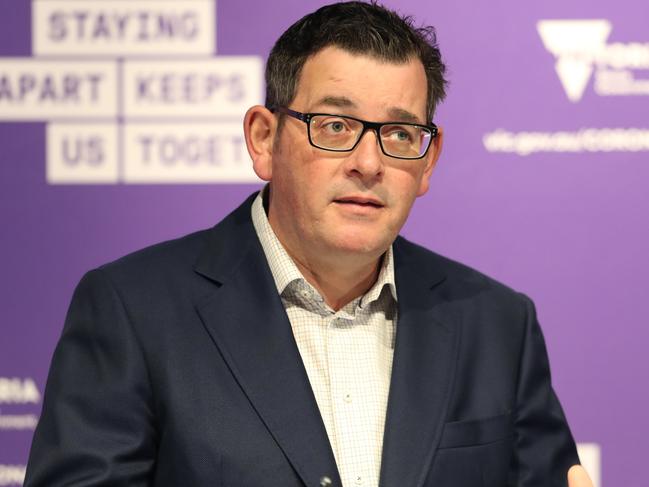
[[319, 476, 333, 486], [355, 476, 363, 485], [343, 393, 352, 403]]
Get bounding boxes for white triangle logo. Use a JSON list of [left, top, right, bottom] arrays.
[[537, 20, 612, 102]]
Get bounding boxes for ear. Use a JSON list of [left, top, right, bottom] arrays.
[[244, 105, 277, 181], [416, 125, 444, 197]]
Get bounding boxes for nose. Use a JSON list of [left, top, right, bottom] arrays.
[[343, 128, 384, 182]]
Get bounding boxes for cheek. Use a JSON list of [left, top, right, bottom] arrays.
[[276, 142, 324, 186], [273, 164, 323, 224], [388, 168, 425, 206], [294, 158, 338, 203]]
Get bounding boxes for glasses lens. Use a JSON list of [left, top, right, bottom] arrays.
[[309, 115, 363, 150], [380, 124, 432, 159]]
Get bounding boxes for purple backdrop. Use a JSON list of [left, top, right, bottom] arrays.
[[1, 1, 648, 486]]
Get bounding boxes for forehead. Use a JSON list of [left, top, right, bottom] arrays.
[[293, 46, 428, 122]]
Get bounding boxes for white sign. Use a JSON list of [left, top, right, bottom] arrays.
[[33, 0, 216, 57], [47, 123, 119, 184], [123, 122, 255, 183], [0, 465, 25, 487], [0, 377, 40, 405], [576, 443, 601, 487], [123, 57, 263, 119], [0, 60, 117, 120], [0, 0, 263, 184]]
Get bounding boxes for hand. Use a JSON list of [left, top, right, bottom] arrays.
[[568, 465, 594, 487]]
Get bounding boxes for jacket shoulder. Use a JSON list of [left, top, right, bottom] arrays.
[[98, 228, 211, 281], [394, 236, 529, 305], [96, 192, 258, 284]]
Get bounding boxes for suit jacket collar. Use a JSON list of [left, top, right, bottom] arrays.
[[194, 193, 342, 486], [194, 194, 460, 487], [379, 239, 459, 487]]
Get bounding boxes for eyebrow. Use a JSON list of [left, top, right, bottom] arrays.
[[311, 96, 424, 124], [313, 95, 357, 109], [387, 107, 422, 124]]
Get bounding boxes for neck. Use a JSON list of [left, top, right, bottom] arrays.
[[288, 250, 382, 311]]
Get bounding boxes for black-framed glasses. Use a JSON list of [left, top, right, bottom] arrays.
[[273, 107, 438, 160]]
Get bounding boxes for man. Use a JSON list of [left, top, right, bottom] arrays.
[[25, 2, 593, 486]]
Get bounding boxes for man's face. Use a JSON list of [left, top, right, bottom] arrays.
[[260, 46, 441, 263]]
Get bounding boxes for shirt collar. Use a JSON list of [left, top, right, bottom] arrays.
[[251, 187, 397, 308]]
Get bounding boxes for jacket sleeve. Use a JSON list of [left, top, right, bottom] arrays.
[[511, 294, 580, 486], [24, 269, 157, 486]]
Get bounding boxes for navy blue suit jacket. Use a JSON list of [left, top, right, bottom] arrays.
[[25, 193, 579, 486]]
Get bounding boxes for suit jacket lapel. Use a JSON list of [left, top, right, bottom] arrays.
[[194, 196, 341, 487], [379, 238, 461, 487]]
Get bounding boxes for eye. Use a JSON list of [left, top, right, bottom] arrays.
[[327, 121, 346, 133], [318, 118, 352, 135], [394, 130, 411, 141], [385, 127, 414, 142]]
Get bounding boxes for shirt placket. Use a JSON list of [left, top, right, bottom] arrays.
[[326, 309, 379, 487]]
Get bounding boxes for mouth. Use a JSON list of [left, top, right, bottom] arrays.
[[333, 196, 384, 209]]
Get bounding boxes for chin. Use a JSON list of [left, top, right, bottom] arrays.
[[327, 233, 392, 257]]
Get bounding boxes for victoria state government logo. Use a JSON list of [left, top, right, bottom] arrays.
[[482, 19, 649, 156], [537, 19, 649, 102]]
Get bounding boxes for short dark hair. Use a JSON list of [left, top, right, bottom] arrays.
[[265, 1, 447, 122]]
